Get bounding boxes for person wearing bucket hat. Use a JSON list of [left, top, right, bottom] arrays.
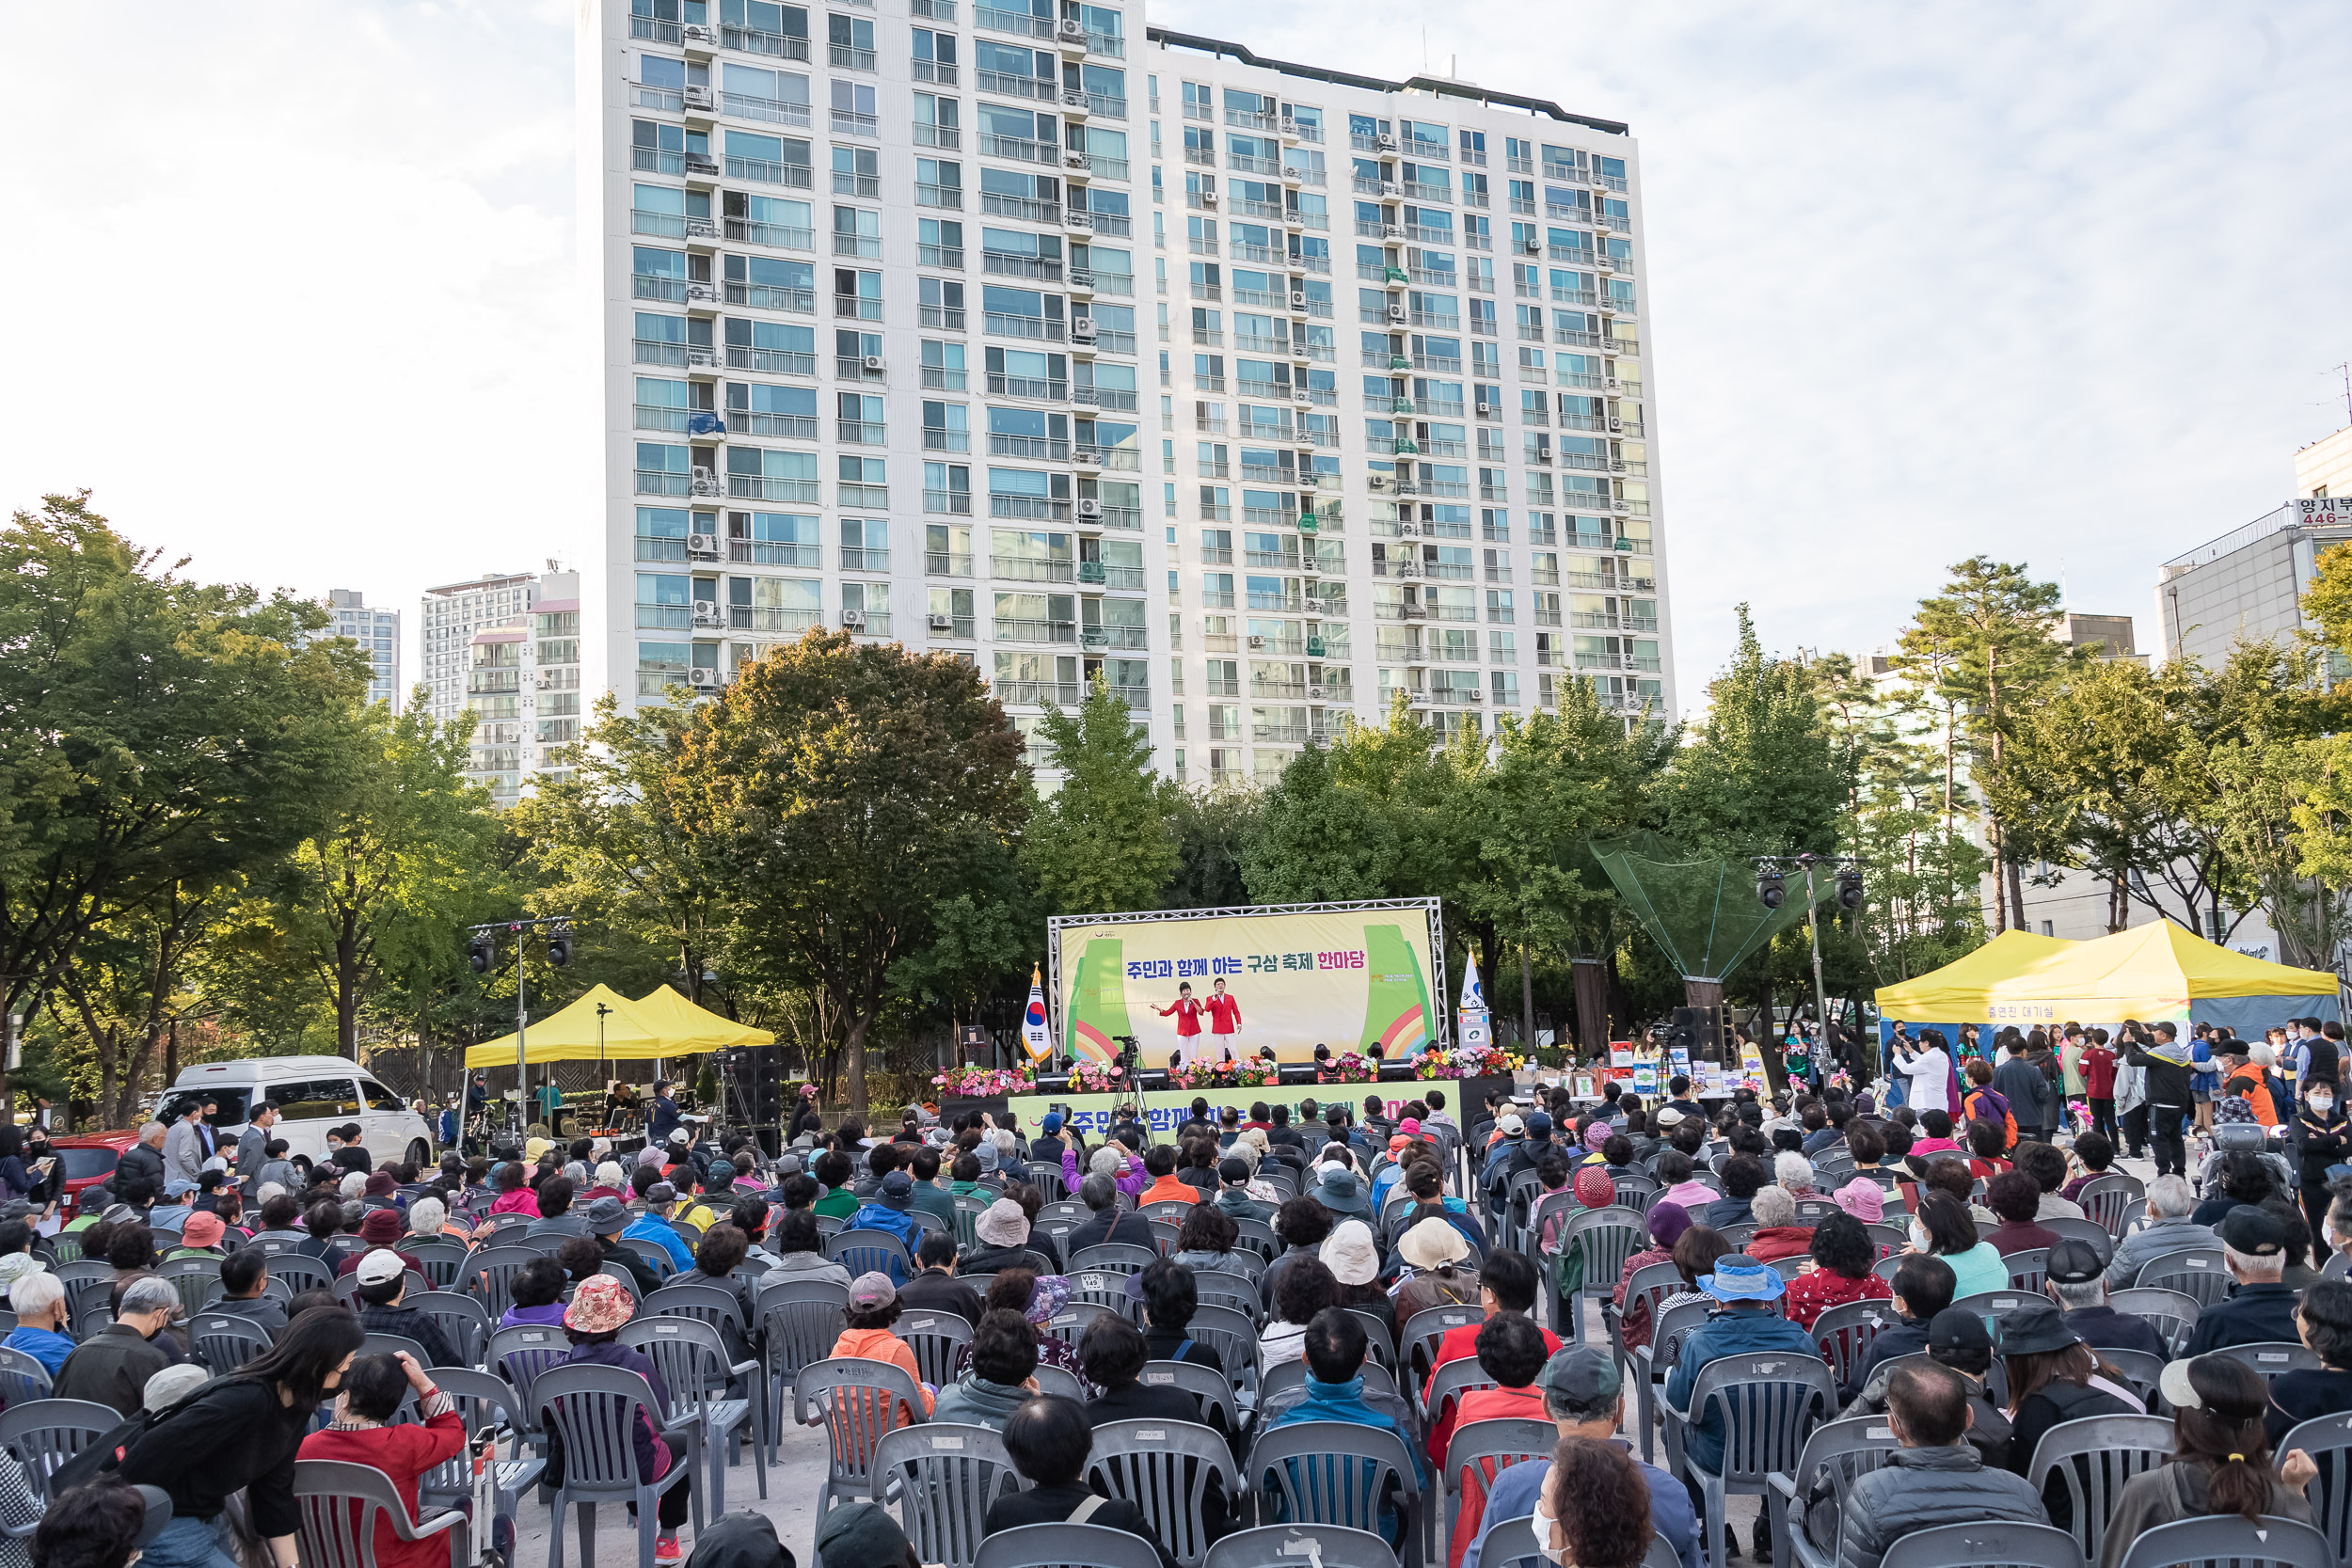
[[1312, 1161, 1374, 1221], [1664, 1256, 1820, 1473], [961, 1197, 1041, 1275], [336, 1207, 421, 1278], [164, 1210, 229, 1260], [1392, 1214, 1481, 1323], [2041, 1237, 2165, 1359], [549, 1274, 696, 1560]]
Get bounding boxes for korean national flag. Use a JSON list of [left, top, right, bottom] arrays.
[[1022, 966, 1052, 1061]]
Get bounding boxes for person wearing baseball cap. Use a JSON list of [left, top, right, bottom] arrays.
[[828, 1272, 935, 1420], [352, 1247, 458, 1368], [580, 1195, 661, 1295], [1465, 1344, 1701, 1568], [2041, 1236, 2164, 1359], [1663, 1256, 1820, 1481], [2183, 1204, 2304, 1354]]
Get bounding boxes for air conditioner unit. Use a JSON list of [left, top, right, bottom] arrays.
[[1610, 459, 1627, 472], [1603, 378, 1620, 393], [1379, 181, 1401, 198], [1385, 304, 1407, 325], [1382, 224, 1406, 240], [685, 281, 720, 305], [1065, 210, 1094, 230], [687, 531, 721, 556], [1393, 562, 1420, 578], [681, 23, 717, 44], [1279, 118, 1299, 137], [689, 666, 720, 687], [1607, 417, 1623, 432], [1475, 403, 1495, 419], [1056, 16, 1086, 39], [691, 603, 724, 626], [1375, 134, 1398, 151], [928, 612, 956, 631], [1291, 388, 1311, 404], [1075, 498, 1104, 518], [1061, 89, 1089, 110], [1518, 240, 1542, 255], [861, 355, 885, 372], [1408, 692, 1431, 707], [1368, 474, 1391, 490], [1398, 521, 1422, 536], [841, 609, 867, 628], [685, 346, 721, 369], [1613, 499, 1630, 514], [1200, 189, 1218, 207], [1064, 150, 1089, 170], [1070, 319, 1098, 341], [682, 85, 715, 110], [1248, 634, 1266, 650], [1289, 289, 1308, 309]]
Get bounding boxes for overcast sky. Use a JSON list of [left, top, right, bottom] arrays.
[[4, 0, 2346, 703]]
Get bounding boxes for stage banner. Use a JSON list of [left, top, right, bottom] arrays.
[[1053, 902, 1443, 1066]]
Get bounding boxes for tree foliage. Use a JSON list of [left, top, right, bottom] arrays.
[[1020, 677, 1179, 915]]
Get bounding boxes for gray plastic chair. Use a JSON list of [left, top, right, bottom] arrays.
[[1632, 1296, 1714, 1466], [1661, 1350, 1836, 1568], [1480, 1514, 1541, 1568], [826, 1227, 914, 1283], [408, 1291, 493, 1370], [2113, 1513, 2335, 1568], [1347, 1310, 1400, 1377], [2209, 1341, 2322, 1382], [2132, 1246, 2232, 1307], [2042, 1217, 2115, 1261], [407, 1239, 470, 1291], [0, 1346, 53, 1409], [1041, 1298, 1121, 1348], [2098, 1347, 2169, 1408], [190, 1313, 276, 1374], [264, 1252, 338, 1295], [2002, 1248, 2051, 1293], [2025, 1411, 2177, 1567], [2077, 1174, 2139, 1237], [899, 1308, 975, 1387], [1400, 1305, 1486, 1386], [1243, 1418, 1422, 1564], [1033, 1363, 1089, 1402], [0, 1400, 121, 1536], [414, 1366, 546, 1519], [760, 1279, 848, 1463], [458, 1245, 540, 1321], [619, 1315, 765, 1519], [2276, 1410, 2352, 1567], [1808, 1299, 1899, 1395], [2107, 1287, 2203, 1357], [1953, 1289, 2038, 1329], [1765, 1415, 1900, 1568], [1087, 1416, 1243, 1568], [974, 1522, 1171, 1568], [1878, 1519, 2090, 1568], [1202, 1523, 1400, 1568], [1186, 1303, 1260, 1388], [487, 1322, 575, 1452], [1070, 1242, 1162, 1275], [796, 1356, 930, 1518], [1557, 1208, 1647, 1338], [157, 1257, 223, 1319], [1439, 1418, 1553, 1562], [360, 1332, 434, 1366], [1141, 1358, 1241, 1435], [868, 1422, 1022, 1568], [532, 1364, 692, 1568], [293, 1458, 468, 1568]]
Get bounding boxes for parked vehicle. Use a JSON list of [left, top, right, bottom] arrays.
[[159, 1056, 437, 1170]]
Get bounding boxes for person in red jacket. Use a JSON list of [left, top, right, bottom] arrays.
[[1156, 981, 1206, 1060], [2080, 1031, 2119, 1144], [1203, 976, 1243, 1043], [298, 1351, 474, 1568]]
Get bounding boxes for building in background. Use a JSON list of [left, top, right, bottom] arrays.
[[322, 590, 404, 709], [463, 570, 583, 804], [2157, 421, 2352, 672], [421, 570, 548, 722], [584, 3, 1671, 780], [2297, 423, 2352, 500]]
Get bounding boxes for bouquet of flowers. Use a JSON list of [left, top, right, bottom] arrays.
[[1410, 1042, 1526, 1080], [1169, 1056, 1279, 1089], [1323, 1051, 1375, 1084], [1067, 1058, 1128, 1094], [930, 1066, 1033, 1099]]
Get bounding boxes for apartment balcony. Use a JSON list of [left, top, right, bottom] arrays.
[[723, 155, 813, 189], [980, 192, 1059, 224], [989, 495, 1073, 523], [975, 3, 1052, 37], [732, 540, 818, 568], [983, 250, 1062, 282], [978, 132, 1057, 166], [832, 293, 882, 322], [723, 216, 814, 253], [993, 434, 1070, 462], [988, 372, 1067, 401]]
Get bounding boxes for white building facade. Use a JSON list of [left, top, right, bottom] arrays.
[[462, 572, 585, 805], [585, 3, 1672, 777], [421, 571, 548, 723], [323, 589, 404, 709]]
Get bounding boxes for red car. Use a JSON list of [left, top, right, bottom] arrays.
[[46, 1132, 139, 1220]]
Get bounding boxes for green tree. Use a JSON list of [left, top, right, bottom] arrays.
[[1657, 607, 1841, 858], [672, 631, 1027, 1116], [1020, 676, 1179, 914], [1241, 740, 1401, 903], [1164, 786, 1263, 909], [1890, 558, 2077, 930], [0, 494, 364, 1104]]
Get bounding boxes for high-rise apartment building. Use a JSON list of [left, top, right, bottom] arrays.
[[321, 590, 404, 709], [462, 571, 585, 804], [421, 570, 548, 722], [587, 3, 1671, 777]]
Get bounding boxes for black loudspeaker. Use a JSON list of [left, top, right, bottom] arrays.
[[1668, 1006, 1730, 1064]]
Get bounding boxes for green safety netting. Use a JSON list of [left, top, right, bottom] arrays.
[[1589, 831, 1833, 981]]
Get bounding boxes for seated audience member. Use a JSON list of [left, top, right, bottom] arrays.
[[769, 1208, 855, 1286], [1169, 1203, 1251, 1277], [500, 1255, 569, 1329], [31, 1479, 167, 1568], [1260, 1259, 1338, 1372], [2060, 1132, 2115, 1203], [1742, 1185, 1814, 1263], [982, 1395, 1179, 1568], [297, 1351, 476, 1568], [205, 1246, 291, 1339], [5, 1272, 76, 1375], [1321, 1219, 1394, 1339], [2266, 1275, 2352, 1445], [1606, 1200, 1691, 1354], [1704, 1155, 1766, 1230], [1911, 1192, 2008, 1298], [1394, 1212, 1484, 1324], [1260, 1196, 1334, 1313], [2014, 1141, 2086, 1221], [1465, 1346, 1699, 1568], [2042, 1238, 2164, 1359], [1528, 1436, 1662, 1568], [353, 1249, 458, 1368], [930, 1308, 1038, 1430], [1833, 1361, 2050, 1568], [1443, 1313, 1554, 1564], [1664, 1255, 1822, 1558], [54, 1276, 180, 1417], [1264, 1307, 1424, 1545], [2185, 1205, 2304, 1354], [2103, 1173, 2216, 1288], [1081, 1315, 1198, 1424], [898, 1231, 984, 1327], [1784, 1211, 1893, 1334], [826, 1272, 935, 1418], [2191, 1149, 2278, 1228], [686, 1223, 762, 1356], [1137, 1258, 1225, 1372], [953, 1270, 1083, 1380], [2100, 1354, 2317, 1568], [1982, 1169, 2060, 1258], [1649, 1225, 1736, 1338], [961, 1197, 1043, 1276], [1067, 1172, 1157, 1255], [1995, 1301, 2140, 1529], [1841, 1308, 2015, 1470]]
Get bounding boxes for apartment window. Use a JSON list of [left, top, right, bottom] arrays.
[[832, 142, 880, 196], [827, 13, 876, 70]]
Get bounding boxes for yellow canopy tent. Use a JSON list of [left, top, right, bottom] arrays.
[[629, 986, 776, 1052], [464, 984, 670, 1067], [1875, 921, 2342, 1035]]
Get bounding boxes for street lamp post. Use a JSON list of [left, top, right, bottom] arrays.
[[467, 917, 574, 1129]]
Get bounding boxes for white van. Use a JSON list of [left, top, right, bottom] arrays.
[[162, 1056, 437, 1170]]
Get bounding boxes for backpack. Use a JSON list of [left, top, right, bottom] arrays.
[[47, 1379, 221, 1495], [1963, 1086, 2019, 1148]]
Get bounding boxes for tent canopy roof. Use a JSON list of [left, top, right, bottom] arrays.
[[463, 983, 773, 1068], [1875, 921, 2340, 1019]]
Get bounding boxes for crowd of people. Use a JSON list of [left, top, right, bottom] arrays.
[[17, 1052, 2352, 1568]]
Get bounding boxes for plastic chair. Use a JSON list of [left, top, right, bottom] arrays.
[[2209, 1340, 2322, 1382], [2003, 1248, 2050, 1293], [2113, 1514, 2334, 1568], [1400, 1305, 1486, 1386], [2077, 1174, 2140, 1237], [408, 1291, 493, 1370], [292, 1458, 468, 1568], [642, 1281, 749, 1344], [457, 1245, 539, 1321], [1422, 1355, 1501, 1444], [899, 1309, 975, 1387], [1194, 1273, 1263, 1323], [620, 1316, 763, 1520], [533, 1363, 694, 1568], [1033, 1363, 1089, 1402], [1042, 1298, 1120, 1348], [1070, 1243, 1161, 1275], [759, 1279, 849, 1464], [360, 1332, 434, 1366], [1766, 1415, 1901, 1568], [0, 1346, 52, 1408], [1146, 1218, 1183, 1257], [1878, 1519, 2091, 1568], [1141, 1358, 1241, 1435], [2098, 1348, 2167, 1408], [1242, 1418, 1422, 1562], [1479, 1514, 1542, 1568], [2025, 1411, 2176, 1567], [487, 1323, 576, 1442], [157, 1257, 223, 1319], [614, 1238, 676, 1282], [1186, 1303, 1261, 1388], [1085, 1416, 1243, 1568], [868, 1422, 1021, 1568], [1022, 1164, 1068, 1203], [413, 1367, 546, 1520], [0, 1399, 121, 1535], [1439, 1417, 1553, 1563], [974, 1522, 1170, 1568], [2132, 1246, 2231, 1307], [1557, 1208, 1647, 1338], [1348, 1310, 1400, 1377], [1660, 1350, 1836, 1568], [1068, 1268, 1142, 1323], [407, 1239, 471, 1291], [1605, 1260, 1682, 1404], [825, 1228, 913, 1283], [796, 1356, 930, 1517], [1954, 1289, 2040, 1330], [2278, 1411, 2352, 1567], [2108, 1287, 2203, 1357], [190, 1313, 276, 1374], [264, 1252, 338, 1295], [1202, 1524, 1400, 1568], [1631, 1296, 1713, 1466], [2042, 1216, 2115, 1261], [1809, 1299, 1898, 1394]]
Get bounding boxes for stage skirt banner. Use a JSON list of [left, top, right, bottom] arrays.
[[1054, 903, 1442, 1066], [947, 1076, 1515, 1143]]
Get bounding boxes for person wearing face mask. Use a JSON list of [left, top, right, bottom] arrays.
[[2296, 1074, 2350, 1254]]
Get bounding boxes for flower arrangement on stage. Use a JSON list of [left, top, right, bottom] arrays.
[[1168, 1056, 1279, 1089], [930, 1065, 1033, 1098], [1066, 1059, 1128, 1094], [1316, 1050, 1375, 1084], [1410, 1042, 1525, 1080]]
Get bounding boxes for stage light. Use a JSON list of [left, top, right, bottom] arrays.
[[1756, 869, 1786, 910], [1836, 868, 1865, 911], [468, 935, 494, 974]]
